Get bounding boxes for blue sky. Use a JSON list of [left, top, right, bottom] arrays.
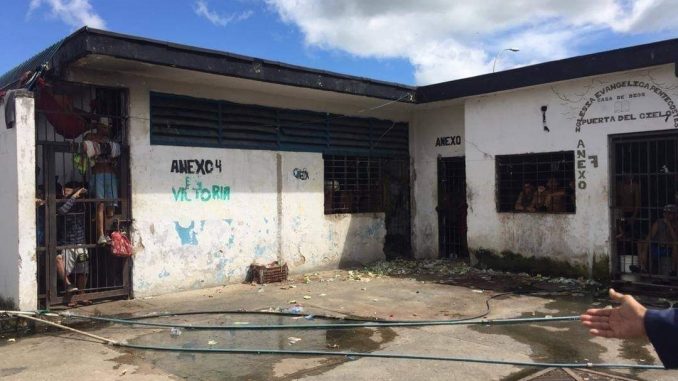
[[2, 1, 677, 85]]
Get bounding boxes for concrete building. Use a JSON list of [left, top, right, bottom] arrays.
[[1, 28, 677, 310]]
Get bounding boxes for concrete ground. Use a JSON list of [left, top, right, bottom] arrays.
[[1, 264, 677, 381]]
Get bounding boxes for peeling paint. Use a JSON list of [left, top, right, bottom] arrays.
[[173, 221, 200, 246]]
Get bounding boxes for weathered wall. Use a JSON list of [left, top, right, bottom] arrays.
[[410, 104, 465, 258], [465, 64, 678, 273], [0, 91, 37, 310], [68, 67, 398, 296]]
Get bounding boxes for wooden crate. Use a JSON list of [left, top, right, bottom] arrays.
[[251, 262, 288, 284]]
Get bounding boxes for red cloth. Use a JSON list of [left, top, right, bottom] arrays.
[[36, 80, 88, 139], [110, 231, 133, 257]]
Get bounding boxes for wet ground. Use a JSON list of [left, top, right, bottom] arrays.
[[2, 261, 678, 380], [123, 314, 396, 380]]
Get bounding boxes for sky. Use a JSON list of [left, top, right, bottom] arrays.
[[2, 0, 678, 86]]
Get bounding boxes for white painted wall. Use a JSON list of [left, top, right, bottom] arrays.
[[464, 64, 678, 271], [410, 104, 465, 258], [68, 67, 394, 296], [0, 91, 37, 310]]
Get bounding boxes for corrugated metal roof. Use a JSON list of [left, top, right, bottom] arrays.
[[0, 39, 64, 91]]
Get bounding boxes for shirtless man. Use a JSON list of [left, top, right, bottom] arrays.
[[83, 120, 119, 245], [514, 183, 536, 212], [544, 177, 567, 213]]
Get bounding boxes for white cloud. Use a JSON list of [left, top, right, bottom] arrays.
[[194, 0, 253, 27], [266, 0, 678, 84], [28, 0, 106, 29]]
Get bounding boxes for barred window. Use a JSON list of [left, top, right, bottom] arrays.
[[324, 155, 383, 214], [496, 151, 576, 213]]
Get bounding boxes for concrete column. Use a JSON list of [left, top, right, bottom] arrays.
[[0, 90, 37, 311]]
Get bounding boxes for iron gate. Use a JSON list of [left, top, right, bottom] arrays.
[[382, 157, 412, 259], [35, 80, 132, 308], [611, 131, 678, 285], [437, 156, 468, 258]]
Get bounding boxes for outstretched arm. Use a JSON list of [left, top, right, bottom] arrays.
[[580, 289, 647, 339], [581, 289, 678, 369]]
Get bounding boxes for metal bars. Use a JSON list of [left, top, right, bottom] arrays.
[[35, 80, 131, 308], [438, 157, 468, 258], [611, 131, 678, 282], [496, 152, 576, 213], [323, 155, 383, 214]]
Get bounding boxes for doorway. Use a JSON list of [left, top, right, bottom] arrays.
[[382, 157, 412, 259], [437, 156, 468, 258], [35, 80, 132, 308], [611, 131, 678, 284]]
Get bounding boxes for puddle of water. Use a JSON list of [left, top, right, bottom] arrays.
[[470, 295, 606, 381], [481, 294, 660, 381], [121, 313, 397, 380]]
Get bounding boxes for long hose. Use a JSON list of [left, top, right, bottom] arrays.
[[118, 342, 665, 370], [61, 292, 511, 330], [1, 305, 667, 370], [64, 311, 581, 330]]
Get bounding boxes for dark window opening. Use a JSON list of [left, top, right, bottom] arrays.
[[496, 151, 576, 213], [324, 155, 383, 214]]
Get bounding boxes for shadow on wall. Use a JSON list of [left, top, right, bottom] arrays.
[[0, 295, 17, 310]]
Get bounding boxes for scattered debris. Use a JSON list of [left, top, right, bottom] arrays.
[[120, 369, 127, 376], [319, 293, 327, 297], [303, 295, 311, 300], [304, 315, 314, 320], [207, 340, 217, 346], [327, 343, 339, 349], [349, 259, 602, 294], [169, 327, 182, 337], [7, 338, 16, 343], [288, 306, 304, 314], [288, 337, 302, 345]]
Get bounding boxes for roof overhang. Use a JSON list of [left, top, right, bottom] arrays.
[[417, 39, 678, 103], [2, 27, 677, 104], [36, 27, 418, 103]]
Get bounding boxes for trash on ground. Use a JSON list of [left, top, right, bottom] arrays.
[[288, 337, 302, 345], [303, 295, 311, 300], [207, 340, 217, 346], [288, 305, 304, 314], [169, 327, 182, 337]]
